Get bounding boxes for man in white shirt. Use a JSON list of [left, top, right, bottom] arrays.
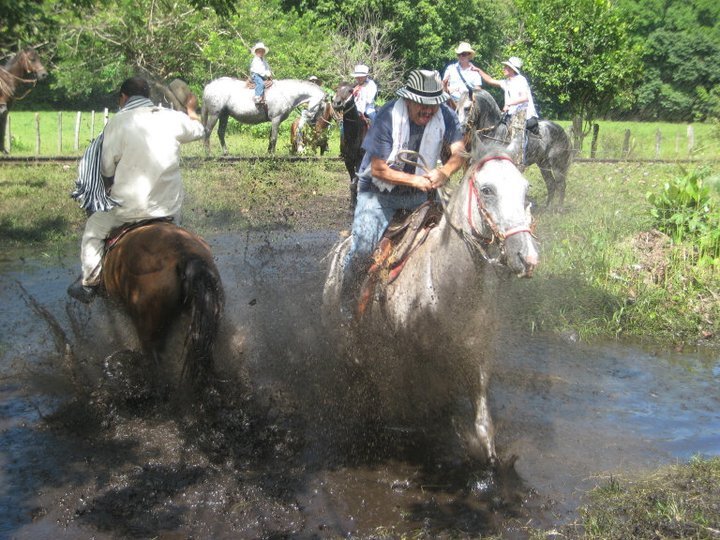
[[351, 64, 378, 124], [68, 77, 206, 303], [442, 42, 484, 110]]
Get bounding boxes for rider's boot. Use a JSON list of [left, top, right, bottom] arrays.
[[67, 276, 97, 304]]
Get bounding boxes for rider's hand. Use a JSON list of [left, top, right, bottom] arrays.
[[413, 175, 434, 192], [427, 169, 449, 190]]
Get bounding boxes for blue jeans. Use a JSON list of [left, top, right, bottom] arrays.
[[252, 74, 265, 98], [343, 187, 429, 281]]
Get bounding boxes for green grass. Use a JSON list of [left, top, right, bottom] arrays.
[[557, 119, 720, 160], [554, 455, 720, 540], [2, 109, 340, 158], [3, 110, 719, 160]]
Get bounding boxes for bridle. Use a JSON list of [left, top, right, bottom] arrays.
[[396, 150, 534, 264]]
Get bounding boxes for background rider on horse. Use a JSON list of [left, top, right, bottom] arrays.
[[250, 42, 272, 104], [351, 64, 378, 125], [442, 41, 484, 111]]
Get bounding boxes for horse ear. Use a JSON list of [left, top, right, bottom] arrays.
[[471, 130, 489, 159]]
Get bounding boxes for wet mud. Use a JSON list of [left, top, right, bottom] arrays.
[[1, 231, 719, 539]]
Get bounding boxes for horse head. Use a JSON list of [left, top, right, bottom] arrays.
[[450, 142, 539, 278], [332, 82, 354, 111], [17, 48, 48, 81]]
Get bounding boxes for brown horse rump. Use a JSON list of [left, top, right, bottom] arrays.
[[356, 201, 443, 317], [104, 217, 174, 253]]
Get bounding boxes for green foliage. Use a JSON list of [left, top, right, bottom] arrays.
[[616, 0, 720, 121], [647, 168, 720, 261], [511, 0, 641, 125]]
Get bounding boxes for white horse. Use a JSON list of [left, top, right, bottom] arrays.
[[322, 144, 539, 465], [201, 77, 326, 154]]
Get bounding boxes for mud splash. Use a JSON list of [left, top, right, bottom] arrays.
[[1, 231, 719, 538]]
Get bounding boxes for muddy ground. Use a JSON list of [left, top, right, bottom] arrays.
[[1, 192, 719, 539]]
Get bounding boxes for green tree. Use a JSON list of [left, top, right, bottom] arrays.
[[280, 0, 510, 77], [511, 0, 641, 149], [617, 0, 720, 121]]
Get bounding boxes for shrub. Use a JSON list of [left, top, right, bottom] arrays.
[[647, 168, 720, 263]]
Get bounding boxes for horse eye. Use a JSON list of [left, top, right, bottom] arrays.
[[480, 186, 493, 196]]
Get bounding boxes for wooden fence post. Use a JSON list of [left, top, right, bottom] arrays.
[[655, 129, 662, 159], [103, 108, 109, 126], [590, 123, 599, 158], [91, 110, 96, 140], [35, 113, 41, 156], [57, 111, 63, 154], [622, 129, 631, 158], [687, 124, 694, 155], [74, 111, 82, 151], [5, 115, 10, 152]]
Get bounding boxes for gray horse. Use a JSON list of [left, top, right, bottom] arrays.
[[323, 143, 539, 465], [201, 77, 326, 154], [466, 89, 573, 208]]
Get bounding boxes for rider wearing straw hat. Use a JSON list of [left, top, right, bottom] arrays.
[[473, 56, 539, 134], [250, 42, 272, 104], [340, 69, 467, 307], [442, 41, 483, 108]]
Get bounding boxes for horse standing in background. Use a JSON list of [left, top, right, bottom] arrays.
[[466, 89, 573, 208], [333, 82, 368, 208], [102, 221, 224, 389], [291, 100, 337, 155], [202, 77, 326, 154], [0, 47, 48, 154]]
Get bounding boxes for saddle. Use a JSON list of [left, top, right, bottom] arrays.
[[104, 217, 173, 253], [356, 201, 443, 318], [246, 78, 273, 90]]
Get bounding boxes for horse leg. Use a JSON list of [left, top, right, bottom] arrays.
[[203, 110, 220, 155], [469, 369, 497, 465], [538, 164, 558, 208], [268, 117, 282, 154], [0, 108, 8, 154], [217, 111, 230, 156]]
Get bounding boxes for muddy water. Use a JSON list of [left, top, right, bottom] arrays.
[[1, 231, 719, 539]]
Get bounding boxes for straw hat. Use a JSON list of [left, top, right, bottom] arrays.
[[454, 42, 476, 58], [352, 64, 370, 77], [396, 69, 450, 106], [251, 42, 268, 54], [502, 56, 523, 74]]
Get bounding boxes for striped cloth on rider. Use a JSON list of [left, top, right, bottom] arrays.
[[71, 96, 155, 213]]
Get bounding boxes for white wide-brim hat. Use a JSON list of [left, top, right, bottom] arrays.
[[352, 64, 370, 77], [396, 69, 450, 106], [455, 42, 476, 58], [502, 56, 523, 74], [251, 42, 269, 54]]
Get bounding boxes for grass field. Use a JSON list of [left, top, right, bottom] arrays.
[[3, 109, 720, 160]]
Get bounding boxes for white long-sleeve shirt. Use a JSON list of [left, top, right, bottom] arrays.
[[100, 106, 205, 219], [250, 56, 272, 78], [353, 78, 378, 116]]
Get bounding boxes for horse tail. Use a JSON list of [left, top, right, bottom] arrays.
[[178, 255, 224, 387]]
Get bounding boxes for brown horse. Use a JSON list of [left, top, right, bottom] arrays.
[[333, 82, 369, 208], [0, 47, 48, 154], [102, 221, 224, 387], [290, 100, 336, 155]]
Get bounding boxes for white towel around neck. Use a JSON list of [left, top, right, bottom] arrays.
[[371, 99, 445, 192]]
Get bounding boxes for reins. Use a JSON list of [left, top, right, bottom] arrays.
[[397, 149, 532, 263]]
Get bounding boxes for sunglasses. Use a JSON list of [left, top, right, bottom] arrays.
[[458, 52, 472, 57]]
